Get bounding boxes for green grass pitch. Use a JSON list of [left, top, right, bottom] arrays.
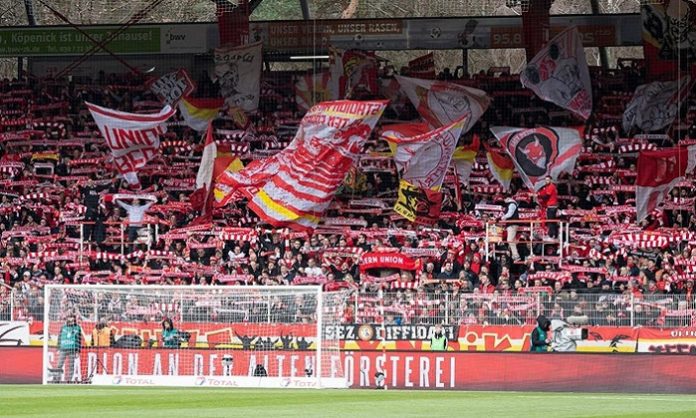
[[2, 386, 696, 417]]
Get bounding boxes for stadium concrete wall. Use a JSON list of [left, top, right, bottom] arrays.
[[4, 346, 696, 393]]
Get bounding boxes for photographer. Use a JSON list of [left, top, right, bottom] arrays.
[[550, 317, 589, 352], [530, 315, 551, 352], [56, 314, 83, 380], [160, 318, 180, 348], [91, 318, 115, 347]]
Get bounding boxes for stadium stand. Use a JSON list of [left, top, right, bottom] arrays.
[[1, 58, 696, 329]]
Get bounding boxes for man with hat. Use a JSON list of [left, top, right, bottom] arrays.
[[501, 196, 521, 261]]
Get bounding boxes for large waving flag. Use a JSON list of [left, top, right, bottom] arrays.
[[636, 145, 696, 222], [622, 77, 691, 133], [178, 97, 223, 132], [491, 126, 583, 191], [380, 122, 430, 155], [391, 117, 468, 225], [87, 102, 174, 185], [485, 145, 515, 191], [393, 117, 469, 190], [520, 26, 592, 120], [395, 75, 490, 130], [215, 100, 387, 231], [213, 42, 263, 112]]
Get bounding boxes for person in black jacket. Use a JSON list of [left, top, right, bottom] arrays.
[[531, 315, 551, 352]]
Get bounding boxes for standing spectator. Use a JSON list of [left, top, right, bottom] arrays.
[[115, 196, 156, 244], [537, 176, 559, 239], [501, 197, 521, 261]]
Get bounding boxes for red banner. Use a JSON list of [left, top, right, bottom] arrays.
[[8, 347, 696, 393], [358, 252, 418, 272]]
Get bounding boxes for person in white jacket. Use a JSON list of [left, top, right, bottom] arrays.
[[115, 196, 156, 244], [501, 197, 521, 261]]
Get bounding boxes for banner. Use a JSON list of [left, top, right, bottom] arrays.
[[213, 42, 263, 112], [0, 321, 30, 346], [491, 126, 583, 191], [395, 75, 490, 130], [622, 77, 691, 133], [636, 145, 696, 221], [87, 102, 174, 185], [295, 72, 332, 112], [359, 252, 418, 272], [214, 100, 387, 231], [408, 52, 436, 79], [642, 0, 696, 78], [393, 179, 443, 225], [520, 26, 592, 120], [9, 347, 696, 392], [637, 328, 696, 353], [329, 47, 379, 99], [147, 69, 195, 106]]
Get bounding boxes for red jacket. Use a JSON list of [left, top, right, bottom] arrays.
[[537, 183, 558, 207]]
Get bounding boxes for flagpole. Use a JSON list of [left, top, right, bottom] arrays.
[[452, 164, 463, 211]]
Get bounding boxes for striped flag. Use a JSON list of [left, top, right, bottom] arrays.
[[214, 100, 387, 231], [451, 134, 480, 186], [178, 97, 223, 132], [491, 126, 583, 191], [86, 102, 174, 185], [192, 123, 244, 217], [485, 146, 515, 191]]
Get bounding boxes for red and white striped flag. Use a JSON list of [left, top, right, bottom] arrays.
[[636, 146, 696, 222], [87, 102, 174, 185], [491, 126, 583, 191], [214, 100, 387, 231]]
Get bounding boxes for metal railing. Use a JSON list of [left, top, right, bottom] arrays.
[[6, 286, 696, 328], [484, 219, 570, 265], [350, 290, 696, 328], [0, 282, 14, 321]]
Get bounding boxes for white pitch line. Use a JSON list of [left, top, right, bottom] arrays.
[[514, 395, 696, 403]]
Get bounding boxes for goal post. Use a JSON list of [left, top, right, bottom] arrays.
[[42, 284, 348, 388]]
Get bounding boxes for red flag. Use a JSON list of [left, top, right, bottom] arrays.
[[636, 145, 696, 221]]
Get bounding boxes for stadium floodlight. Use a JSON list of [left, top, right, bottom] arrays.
[[42, 284, 348, 388]]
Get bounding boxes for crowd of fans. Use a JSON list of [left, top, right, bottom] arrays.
[[2, 60, 696, 328]]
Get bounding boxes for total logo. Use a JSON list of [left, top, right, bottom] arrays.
[[280, 379, 316, 388], [112, 376, 122, 385], [196, 377, 239, 387]]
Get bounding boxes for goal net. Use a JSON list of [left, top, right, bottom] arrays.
[[42, 285, 347, 388]]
